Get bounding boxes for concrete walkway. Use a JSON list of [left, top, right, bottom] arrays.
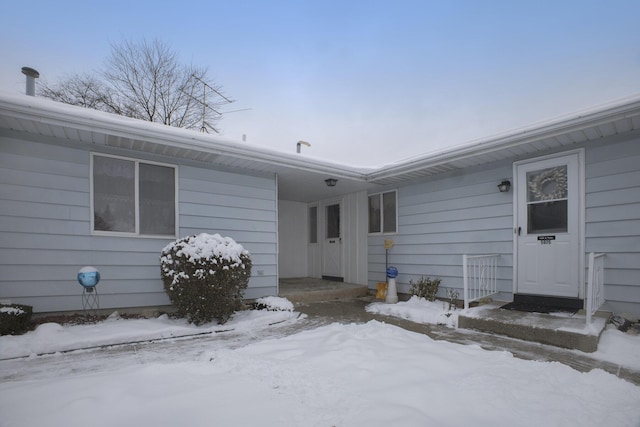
[[293, 296, 640, 386], [6, 282, 637, 386]]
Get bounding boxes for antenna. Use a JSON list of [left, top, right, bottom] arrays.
[[186, 74, 235, 133], [192, 74, 233, 103]]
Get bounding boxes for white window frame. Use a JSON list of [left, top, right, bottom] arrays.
[[368, 189, 398, 235], [90, 153, 179, 238]]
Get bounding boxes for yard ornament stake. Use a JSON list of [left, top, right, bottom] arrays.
[[77, 266, 100, 313]]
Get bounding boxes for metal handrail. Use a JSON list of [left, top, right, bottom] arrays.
[[463, 254, 499, 309], [586, 253, 605, 324]]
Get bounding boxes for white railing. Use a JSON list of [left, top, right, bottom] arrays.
[[463, 254, 499, 309], [586, 252, 605, 324]]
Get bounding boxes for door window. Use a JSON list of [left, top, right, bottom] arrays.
[[326, 204, 340, 239], [526, 166, 568, 234]]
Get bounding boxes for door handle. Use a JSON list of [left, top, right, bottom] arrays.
[[515, 227, 521, 236]]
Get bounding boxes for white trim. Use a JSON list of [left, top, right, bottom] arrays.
[[275, 173, 279, 297], [512, 148, 585, 298], [3, 92, 640, 187], [90, 152, 179, 238], [368, 97, 640, 182]]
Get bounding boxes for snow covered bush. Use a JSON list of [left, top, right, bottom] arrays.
[[160, 233, 252, 325], [0, 303, 33, 335], [409, 276, 441, 301], [253, 296, 294, 312]]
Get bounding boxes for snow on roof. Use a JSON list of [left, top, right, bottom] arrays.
[[0, 91, 373, 176], [2, 90, 640, 187]]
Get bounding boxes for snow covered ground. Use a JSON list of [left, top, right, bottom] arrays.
[[1, 297, 639, 427]]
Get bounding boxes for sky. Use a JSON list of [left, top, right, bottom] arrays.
[[1, 0, 640, 166]]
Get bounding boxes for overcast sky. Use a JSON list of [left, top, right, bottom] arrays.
[[2, 0, 639, 166]]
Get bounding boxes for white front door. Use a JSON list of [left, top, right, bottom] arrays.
[[515, 152, 582, 298], [322, 202, 342, 279]]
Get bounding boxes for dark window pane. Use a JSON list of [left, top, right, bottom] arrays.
[[326, 204, 340, 239], [368, 194, 381, 233], [93, 156, 135, 232], [309, 206, 318, 244], [382, 191, 397, 233], [139, 163, 175, 235], [527, 201, 567, 234]]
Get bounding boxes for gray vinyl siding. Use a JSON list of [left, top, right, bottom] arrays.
[[368, 133, 640, 316], [178, 165, 277, 299], [585, 134, 640, 315], [368, 160, 514, 299], [0, 134, 277, 313]]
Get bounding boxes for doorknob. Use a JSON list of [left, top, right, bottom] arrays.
[[515, 227, 521, 236]]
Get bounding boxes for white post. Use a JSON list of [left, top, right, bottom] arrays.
[[385, 278, 398, 304], [586, 252, 595, 324], [463, 255, 469, 310]]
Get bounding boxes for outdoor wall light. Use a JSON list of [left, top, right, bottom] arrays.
[[498, 179, 511, 193], [325, 178, 338, 187]]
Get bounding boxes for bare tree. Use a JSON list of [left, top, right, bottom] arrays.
[[38, 73, 107, 110], [39, 38, 229, 133]]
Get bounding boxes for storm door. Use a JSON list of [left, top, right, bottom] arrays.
[[515, 152, 581, 297]]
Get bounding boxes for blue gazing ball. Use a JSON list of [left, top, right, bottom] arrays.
[[78, 266, 100, 288], [386, 266, 398, 279]]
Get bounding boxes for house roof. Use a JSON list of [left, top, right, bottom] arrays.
[[0, 92, 373, 202], [1, 91, 640, 202], [368, 95, 640, 185]]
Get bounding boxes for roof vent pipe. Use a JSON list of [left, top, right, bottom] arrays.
[[297, 140, 311, 153], [21, 67, 40, 96]]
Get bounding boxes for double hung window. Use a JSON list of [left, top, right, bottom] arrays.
[[92, 154, 177, 236], [368, 190, 397, 234]]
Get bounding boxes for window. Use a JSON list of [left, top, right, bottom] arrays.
[[92, 154, 177, 236], [526, 166, 568, 234], [368, 190, 397, 234], [309, 205, 318, 244], [326, 204, 340, 239]]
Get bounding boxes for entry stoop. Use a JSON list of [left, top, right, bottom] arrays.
[[458, 302, 610, 353], [279, 278, 369, 303]]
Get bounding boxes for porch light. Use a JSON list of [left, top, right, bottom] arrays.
[[325, 178, 338, 187], [498, 180, 511, 193]]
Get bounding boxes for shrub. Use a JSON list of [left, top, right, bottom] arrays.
[[409, 276, 441, 301], [160, 233, 252, 325], [0, 303, 33, 335]]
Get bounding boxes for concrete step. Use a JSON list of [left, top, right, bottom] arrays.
[[279, 278, 369, 303], [458, 302, 610, 353]]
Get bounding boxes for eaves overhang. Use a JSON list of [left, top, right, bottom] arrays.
[[365, 95, 640, 185], [0, 92, 370, 183], [2, 91, 640, 200]]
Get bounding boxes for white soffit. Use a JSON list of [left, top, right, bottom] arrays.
[[1, 91, 640, 194]]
